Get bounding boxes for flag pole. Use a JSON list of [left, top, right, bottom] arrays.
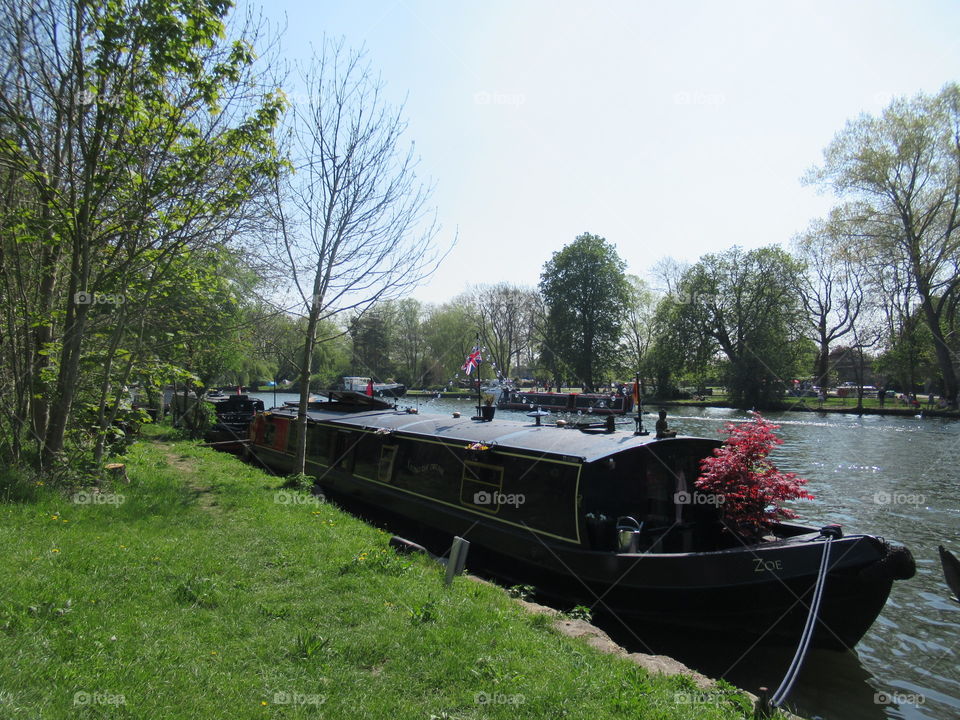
[[475, 332, 482, 416]]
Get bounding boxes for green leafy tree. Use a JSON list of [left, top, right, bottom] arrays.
[[421, 299, 475, 387], [539, 233, 631, 391], [349, 309, 394, 381], [672, 246, 806, 409], [809, 84, 960, 406], [0, 0, 284, 467]]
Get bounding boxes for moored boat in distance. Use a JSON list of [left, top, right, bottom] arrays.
[[205, 394, 264, 451], [341, 376, 407, 398], [487, 382, 634, 415], [247, 391, 914, 650]]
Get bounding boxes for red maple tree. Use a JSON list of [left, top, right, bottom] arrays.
[[695, 413, 814, 539]]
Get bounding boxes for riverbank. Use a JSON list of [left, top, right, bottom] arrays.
[[653, 398, 960, 419], [0, 427, 785, 720], [406, 389, 960, 419]]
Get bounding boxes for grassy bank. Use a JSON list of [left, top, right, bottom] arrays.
[[1, 428, 775, 719]]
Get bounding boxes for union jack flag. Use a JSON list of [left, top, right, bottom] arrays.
[[461, 348, 482, 375]]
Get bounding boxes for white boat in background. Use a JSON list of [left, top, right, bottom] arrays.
[[342, 376, 407, 398]]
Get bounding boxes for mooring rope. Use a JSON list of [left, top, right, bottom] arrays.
[[770, 535, 834, 708]]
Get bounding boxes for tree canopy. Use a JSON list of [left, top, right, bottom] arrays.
[[539, 233, 631, 391]]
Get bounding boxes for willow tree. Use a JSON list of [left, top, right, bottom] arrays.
[[810, 84, 960, 406], [276, 40, 448, 475]]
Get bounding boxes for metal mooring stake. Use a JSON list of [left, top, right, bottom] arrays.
[[444, 536, 470, 586]]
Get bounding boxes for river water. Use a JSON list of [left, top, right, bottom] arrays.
[[249, 393, 960, 720]]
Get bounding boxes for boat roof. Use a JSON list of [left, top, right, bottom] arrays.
[[265, 393, 716, 463]]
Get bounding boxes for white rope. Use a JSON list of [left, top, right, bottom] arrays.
[[770, 535, 833, 708]]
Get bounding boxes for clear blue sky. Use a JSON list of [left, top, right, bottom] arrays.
[[247, 0, 960, 304]]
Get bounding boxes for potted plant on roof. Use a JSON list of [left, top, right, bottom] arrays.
[[694, 413, 814, 542], [480, 393, 496, 421]]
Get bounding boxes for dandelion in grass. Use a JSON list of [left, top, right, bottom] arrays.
[[51, 548, 60, 553]]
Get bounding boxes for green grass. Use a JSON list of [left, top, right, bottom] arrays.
[[0, 427, 768, 719]]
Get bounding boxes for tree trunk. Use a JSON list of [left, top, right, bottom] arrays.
[[815, 341, 830, 387], [918, 294, 959, 408], [294, 306, 320, 476]]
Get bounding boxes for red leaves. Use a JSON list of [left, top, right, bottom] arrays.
[[695, 413, 814, 539]]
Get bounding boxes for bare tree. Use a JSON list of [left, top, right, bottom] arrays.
[[793, 217, 864, 388], [275, 40, 449, 475], [471, 283, 539, 380], [621, 275, 657, 388]]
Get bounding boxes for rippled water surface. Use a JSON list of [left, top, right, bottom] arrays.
[[251, 394, 960, 720]]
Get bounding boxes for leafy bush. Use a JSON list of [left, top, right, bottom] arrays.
[[695, 413, 813, 539]]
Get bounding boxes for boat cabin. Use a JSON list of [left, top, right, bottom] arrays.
[[249, 393, 725, 554]]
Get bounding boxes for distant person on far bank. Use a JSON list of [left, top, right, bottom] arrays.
[[655, 410, 676, 439]]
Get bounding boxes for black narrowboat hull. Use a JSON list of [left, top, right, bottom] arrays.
[[246, 400, 912, 650]]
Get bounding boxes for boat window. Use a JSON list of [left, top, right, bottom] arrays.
[[642, 453, 676, 526], [263, 418, 276, 447], [378, 445, 398, 483], [332, 430, 356, 472], [307, 425, 328, 461], [460, 461, 504, 513], [286, 421, 299, 454]]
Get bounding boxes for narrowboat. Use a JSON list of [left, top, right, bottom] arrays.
[[493, 388, 634, 415], [247, 392, 914, 649], [205, 394, 264, 451]]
